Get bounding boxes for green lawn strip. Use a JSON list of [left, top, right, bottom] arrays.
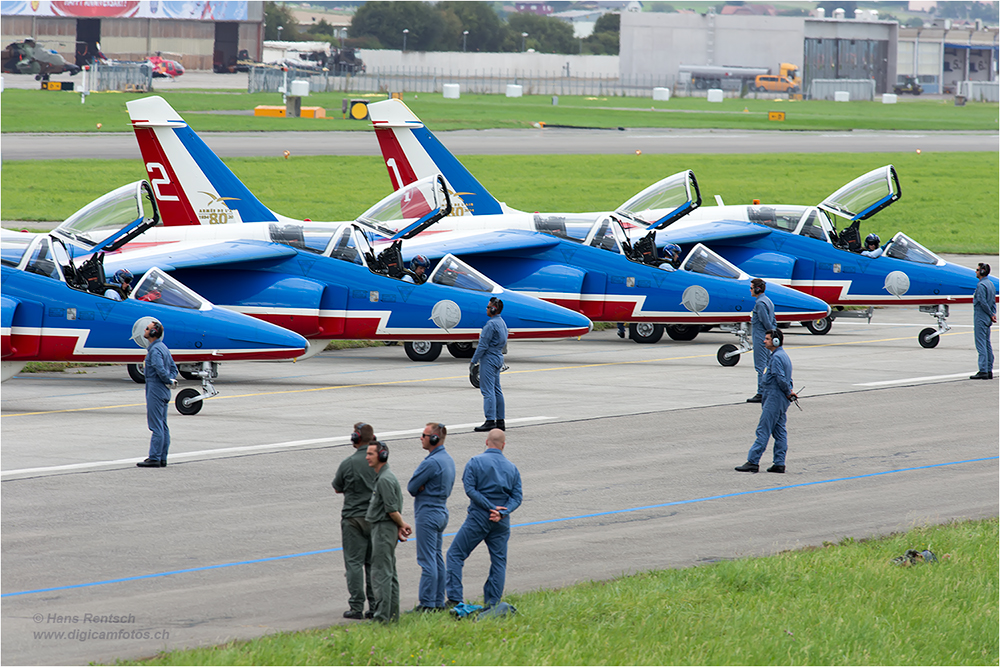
[[4, 152, 997, 254], [112, 517, 998, 666], [1, 89, 997, 132]]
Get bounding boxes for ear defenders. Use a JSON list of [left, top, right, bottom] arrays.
[[488, 297, 503, 316], [768, 330, 782, 347], [375, 441, 389, 463], [427, 423, 445, 446], [351, 423, 370, 445]]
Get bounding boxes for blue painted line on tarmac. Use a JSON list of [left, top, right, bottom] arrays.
[[3, 456, 995, 599]]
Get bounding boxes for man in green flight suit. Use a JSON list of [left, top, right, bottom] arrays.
[[332, 422, 378, 620], [365, 440, 413, 623]]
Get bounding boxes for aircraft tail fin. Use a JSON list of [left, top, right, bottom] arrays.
[[368, 99, 503, 216], [126, 96, 277, 226]]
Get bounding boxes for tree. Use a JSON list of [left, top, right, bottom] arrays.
[[264, 1, 301, 41], [506, 12, 576, 53], [583, 12, 619, 55], [438, 1, 509, 52], [350, 1, 445, 51]]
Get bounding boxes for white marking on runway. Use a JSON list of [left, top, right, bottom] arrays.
[[1, 416, 554, 477], [855, 373, 971, 387]]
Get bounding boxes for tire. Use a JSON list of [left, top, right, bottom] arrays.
[[127, 363, 145, 384], [447, 342, 475, 359], [665, 324, 699, 341], [175, 388, 204, 415], [404, 341, 442, 362], [717, 343, 740, 367], [918, 327, 940, 349], [469, 363, 480, 389], [629, 322, 664, 344], [180, 370, 200, 381], [804, 317, 832, 335]]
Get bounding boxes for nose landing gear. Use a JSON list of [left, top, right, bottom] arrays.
[[174, 361, 220, 415], [917, 305, 950, 349]]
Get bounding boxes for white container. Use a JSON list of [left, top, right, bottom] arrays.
[[881, 93, 897, 104], [706, 88, 724, 103], [290, 79, 310, 97], [652, 87, 670, 101], [506, 84, 523, 98], [443, 83, 460, 99], [834, 91, 850, 102]]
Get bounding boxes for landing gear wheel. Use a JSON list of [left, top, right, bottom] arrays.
[[918, 327, 940, 349], [629, 323, 664, 344], [175, 388, 203, 415], [127, 363, 145, 384], [804, 317, 832, 335], [447, 342, 475, 359], [665, 324, 699, 341], [180, 370, 200, 381], [469, 363, 480, 389], [404, 341, 442, 362], [717, 344, 740, 367]]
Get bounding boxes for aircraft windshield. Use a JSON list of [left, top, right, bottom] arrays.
[[1, 232, 34, 268], [531, 213, 599, 243], [884, 232, 943, 266], [746, 206, 808, 233], [269, 223, 338, 255], [23, 237, 63, 280], [587, 218, 623, 254], [681, 244, 745, 280], [819, 165, 899, 222], [356, 175, 443, 236], [131, 268, 210, 310], [429, 255, 500, 293], [55, 181, 150, 248], [615, 170, 697, 227], [325, 226, 366, 265]]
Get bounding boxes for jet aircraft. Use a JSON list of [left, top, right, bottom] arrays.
[[367, 99, 997, 352], [1, 182, 308, 415]]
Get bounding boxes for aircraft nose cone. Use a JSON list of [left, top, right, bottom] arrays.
[[499, 291, 593, 336], [225, 314, 308, 357], [767, 283, 831, 322]]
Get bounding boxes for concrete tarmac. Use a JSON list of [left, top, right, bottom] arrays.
[[2, 303, 997, 665]]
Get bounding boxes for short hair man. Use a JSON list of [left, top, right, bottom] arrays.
[[970, 262, 997, 380], [736, 330, 797, 474], [137, 319, 177, 468], [365, 440, 412, 623], [747, 278, 777, 404], [446, 429, 522, 609], [332, 422, 378, 619], [471, 297, 508, 432], [406, 422, 456, 611]]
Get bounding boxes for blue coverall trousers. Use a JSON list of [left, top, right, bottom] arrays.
[[747, 391, 789, 466], [479, 356, 505, 420], [446, 512, 509, 606], [146, 395, 170, 461], [974, 315, 994, 374], [414, 505, 449, 608], [752, 331, 768, 395]]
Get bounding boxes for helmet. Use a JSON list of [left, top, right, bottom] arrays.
[[114, 268, 133, 284], [865, 233, 880, 247], [411, 254, 430, 269], [661, 243, 681, 258]]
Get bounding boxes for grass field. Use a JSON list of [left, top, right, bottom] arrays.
[[1, 89, 997, 133], [3, 152, 997, 254], [114, 518, 998, 666]]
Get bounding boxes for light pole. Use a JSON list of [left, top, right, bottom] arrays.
[[402, 28, 409, 52], [463, 30, 469, 52], [521, 32, 528, 52], [339, 28, 347, 49], [277, 25, 283, 41]]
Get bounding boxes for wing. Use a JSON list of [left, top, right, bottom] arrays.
[[103, 239, 298, 274], [657, 220, 773, 246], [398, 230, 562, 262]]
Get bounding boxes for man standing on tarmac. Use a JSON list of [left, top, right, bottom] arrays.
[[332, 423, 377, 620], [471, 297, 508, 432], [970, 262, 996, 380], [747, 278, 777, 404], [366, 441, 412, 623], [407, 422, 456, 612], [736, 330, 797, 474], [137, 319, 177, 468], [446, 429, 522, 609]]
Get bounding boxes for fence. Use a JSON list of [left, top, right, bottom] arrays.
[[89, 60, 153, 92], [807, 79, 876, 101], [957, 80, 999, 102], [248, 65, 673, 97]]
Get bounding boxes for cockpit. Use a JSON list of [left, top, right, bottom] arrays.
[[355, 174, 452, 239], [883, 232, 944, 266], [53, 181, 157, 253], [680, 244, 748, 280]]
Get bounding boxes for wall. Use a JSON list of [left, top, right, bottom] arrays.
[[360, 49, 619, 76]]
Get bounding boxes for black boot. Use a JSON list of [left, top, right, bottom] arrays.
[[474, 420, 496, 432], [496, 419, 505, 431]]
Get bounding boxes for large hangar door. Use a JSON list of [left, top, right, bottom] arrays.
[[76, 18, 101, 67], [214, 22, 239, 73]]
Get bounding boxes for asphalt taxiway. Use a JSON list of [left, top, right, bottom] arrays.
[[2, 301, 997, 665]]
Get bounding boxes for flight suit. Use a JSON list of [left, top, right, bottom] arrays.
[[366, 463, 404, 622], [446, 448, 523, 606], [747, 345, 793, 467], [471, 315, 509, 422], [751, 293, 776, 395], [973, 275, 996, 375], [407, 446, 456, 608], [144, 338, 177, 463], [332, 446, 377, 615]]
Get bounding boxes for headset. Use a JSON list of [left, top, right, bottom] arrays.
[[375, 440, 389, 463], [487, 297, 504, 316], [767, 329, 782, 347], [751, 278, 765, 296], [147, 320, 163, 339], [427, 422, 446, 446], [351, 422, 370, 445]]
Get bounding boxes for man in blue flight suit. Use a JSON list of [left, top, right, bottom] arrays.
[[406, 422, 456, 612], [137, 319, 177, 468], [446, 429, 522, 609], [471, 297, 508, 432], [365, 441, 412, 623], [747, 278, 777, 404], [736, 330, 797, 474], [970, 262, 997, 380]]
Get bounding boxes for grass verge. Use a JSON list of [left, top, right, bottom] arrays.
[[113, 517, 998, 666], [3, 152, 997, 254]]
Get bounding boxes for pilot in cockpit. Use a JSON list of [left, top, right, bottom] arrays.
[[659, 243, 682, 270], [403, 255, 430, 284], [861, 234, 883, 259], [104, 268, 133, 301]]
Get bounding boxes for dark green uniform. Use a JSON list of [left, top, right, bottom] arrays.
[[365, 464, 404, 622], [332, 446, 377, 615]]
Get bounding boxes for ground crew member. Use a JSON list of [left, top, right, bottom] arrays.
[[332, 422, 378, 620], [736, 330, 797, 474], [137, 319, 176, 468], [446, 429, 522, 609], [971, 262, 996, 380], [471, 297, 508, 432], [365, 440, 412, 623], [747, 278, 776, 403], [407, 422, 456, 612]]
